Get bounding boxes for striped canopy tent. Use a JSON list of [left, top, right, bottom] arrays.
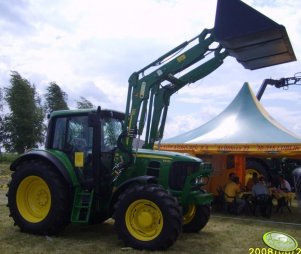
[[161, 82, 301, 157], [161, 82, 301, 188]]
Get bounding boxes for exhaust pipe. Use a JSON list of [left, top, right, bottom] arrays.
[[214, 0, 296, 70]]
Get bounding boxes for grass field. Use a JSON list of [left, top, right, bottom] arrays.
[[1, 162, 301, 254]]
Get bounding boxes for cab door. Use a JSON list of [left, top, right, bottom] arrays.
[[100, 117, 123, 178]]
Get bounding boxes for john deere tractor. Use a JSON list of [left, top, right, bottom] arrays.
[[7, 0, 295, 250]]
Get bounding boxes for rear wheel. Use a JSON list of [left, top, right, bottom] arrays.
[[183, 204, 210, 232], [7, 160, 72, 235], [246, 159, 269, 181], [113, 184, 182, 250]]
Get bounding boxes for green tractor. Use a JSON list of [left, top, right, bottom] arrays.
[[7, 108, 212, 250], [7, 0, 295, 250]]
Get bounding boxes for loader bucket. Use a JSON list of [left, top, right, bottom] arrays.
[[214, 0, 296, 70]]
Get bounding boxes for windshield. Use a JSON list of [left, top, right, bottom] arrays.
[[102, 117, 123, 152], [51, 114, 123, 154]]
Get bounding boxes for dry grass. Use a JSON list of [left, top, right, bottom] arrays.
[[1, 188, 300, 254], [0, 162, 11, 176], [1, 162, 301, 254]]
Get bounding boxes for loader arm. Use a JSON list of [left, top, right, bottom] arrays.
[[122, 29, 228, 152], [256, 73, 301, 100], [116, 0, 296, 170]]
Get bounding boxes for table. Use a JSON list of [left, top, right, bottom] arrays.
[[270, 189, 294, 213]]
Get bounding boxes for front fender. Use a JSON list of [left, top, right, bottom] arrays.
[[10, 149, 79, 186], [109, 176, 157, 215]]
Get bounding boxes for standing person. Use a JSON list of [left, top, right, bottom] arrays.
[[293, 168, 301, 207]]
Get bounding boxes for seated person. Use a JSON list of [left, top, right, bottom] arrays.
[[279, 175, 291, 192], [252, 176, 269, 196], [223, 172, 236, 189], [228, 172, 236, 182], [252, 177, 272, 217], [224, 176, 247, 214], [271, 175, 293, 213]]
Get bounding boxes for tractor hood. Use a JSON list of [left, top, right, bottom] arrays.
[[133, 148, 202, 163]]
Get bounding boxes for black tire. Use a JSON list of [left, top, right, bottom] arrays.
[[183, 205, 210, 232], [7, 160, 72, 235], [113, 184, 182, 250]]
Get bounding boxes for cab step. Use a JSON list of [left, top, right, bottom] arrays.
[[71, 187, 94, 223]]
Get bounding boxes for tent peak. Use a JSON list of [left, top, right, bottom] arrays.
[[163, 83, 301, 145]]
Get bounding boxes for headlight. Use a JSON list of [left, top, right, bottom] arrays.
[[195, 176, 209, 185]]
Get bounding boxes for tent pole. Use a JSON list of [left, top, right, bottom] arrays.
[[234, 155, 246, 188]]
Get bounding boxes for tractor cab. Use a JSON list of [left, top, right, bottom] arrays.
[[46, 107, 124, 187]]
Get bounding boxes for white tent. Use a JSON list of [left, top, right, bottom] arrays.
[[161, 83, 301, 156]]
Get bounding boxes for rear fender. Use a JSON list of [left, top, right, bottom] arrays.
[[10, 150, 79, 186]]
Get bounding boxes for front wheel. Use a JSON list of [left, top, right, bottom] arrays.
[[183, 205, 210, 232], [7, 160, 72, 235], [113, 184, 182, 250]]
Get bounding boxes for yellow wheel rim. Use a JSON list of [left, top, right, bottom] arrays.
[[125, 199, 163, 241], [183, 205, 196, 225], [16, 176, 51, 223], [245, 168, 261, 184]]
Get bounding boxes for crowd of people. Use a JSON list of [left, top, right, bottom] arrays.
[[222, 172, 292, 216]]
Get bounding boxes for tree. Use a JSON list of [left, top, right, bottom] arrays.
[[3, 71, 45, 153], [0, 87, 3, 112], [44, 82, 69, 114], [76, 96, 94, 109], [0, 88, 4, 153]]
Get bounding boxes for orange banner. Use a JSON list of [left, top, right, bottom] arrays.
[[160, 143, 301, 156]]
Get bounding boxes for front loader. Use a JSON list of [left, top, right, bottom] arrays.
[[7, 0, 295, 250]]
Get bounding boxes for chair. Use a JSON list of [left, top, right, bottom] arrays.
[[214, 186, 226, 212], [224, 193, 238, 214], [215, 186, 237, 214], [253, 194, 273, 218], [272, 191, 293, 214], [276, 197, 292, 214]]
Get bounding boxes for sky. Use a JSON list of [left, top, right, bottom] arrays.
[[0, 0, 301, 140]]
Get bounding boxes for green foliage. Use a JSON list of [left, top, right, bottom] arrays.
[[0, 153, 18, 162], [0, 87, 3, 112], [0, 88, 4, 151], [0, 153, 17, 176], [3, 71, 45, 153], [44, 82, 69, 114], [76, 96, 94, 109]]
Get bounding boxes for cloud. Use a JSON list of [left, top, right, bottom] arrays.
[[0, 0, 36, 36], [0, 0, 300, 141], [265, 105, 301, 137], [165, 114, 202, 139]]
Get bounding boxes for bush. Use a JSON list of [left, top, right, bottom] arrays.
[[0, 153, 18, 163]]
